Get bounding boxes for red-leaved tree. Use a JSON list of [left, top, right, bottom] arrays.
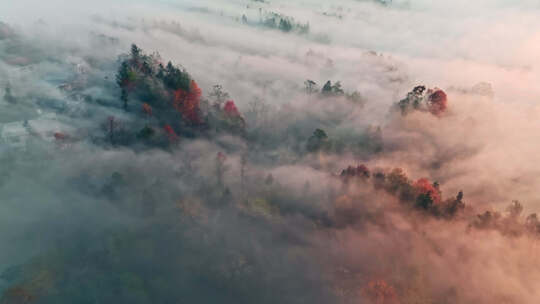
[[427, 89, 447, 116], [414, 178, 441, 204], [223, 100, 240, 117], [172, 80, 202, 125], [163, 124, 178, 142]]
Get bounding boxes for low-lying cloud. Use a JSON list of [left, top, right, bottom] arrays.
[[1, 1, 540, 303]]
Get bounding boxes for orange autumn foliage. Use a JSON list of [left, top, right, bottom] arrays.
[[142, 103, 153, 116], [173, 80, 202, 125]]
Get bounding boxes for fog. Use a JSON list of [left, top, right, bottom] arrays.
[[1, 1, 540, 303]]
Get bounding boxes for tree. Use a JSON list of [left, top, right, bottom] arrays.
[[416, 192, 434, 210], [163, 61, 191, 91], [120, 89, 128, 110], [414, 178, 441, 206], [140, 59, 153, 76], [397, 85, 449, 117], [412, 85, 426, 96], [4, 82, 15, 104], [116, 62, 131, 110], [456, 190, 463, 202], [307, 128, 329, 152], [224, 100, 240, 117], [263, 15, 277, 28], [340, 165, 370, 182], [507, 200, 523, 218], [102, 116, 122, 145], [398, 85, 426, 114], [321, 80, 344, 96], [130, 44, 142, 63], [427, 89, 448, 116], [163, 124, 178, 143], [385, 168, 409, 195], [304, 79, 318, 95], [526, 213, 540, 234], [172, 80, 202, 125], [221, 100, 246, 131], [321, 81, 333, 95], [208, 84, 230, 107], [279, 18, 292, 32], [442, 190, 465, 217], [156, 63, 165, 79], [330, 81, 344, 95], [137, 125, 155, 140], [183, 80, 202, 124]]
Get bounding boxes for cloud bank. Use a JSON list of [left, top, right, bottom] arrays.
[[2, 1, 540, 303]]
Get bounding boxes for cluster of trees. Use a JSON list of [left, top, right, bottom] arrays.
[[111, 45, 245, 146], [306, 128, 330, 152], [306, 126, 382, 155], [396, 85, 448, 116], [241, 11, 310, 34], [116, 44, 199, 118], [337, 163, 540, 239], [114, 49, 371, 154], [339, 165, 465, 218], [377, 168, 464, 217], [340, 165, 371, 181], [204, 86, 246, 136], [304, 79, 363, 104], [471, 200, 540, 237]]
